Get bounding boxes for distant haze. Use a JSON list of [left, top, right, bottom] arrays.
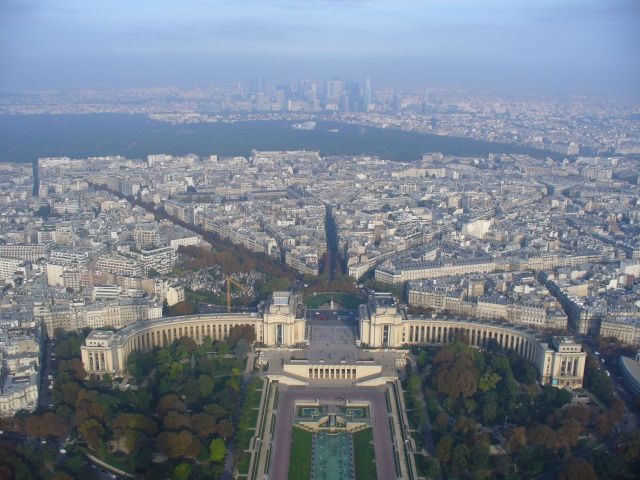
[[1, 0, 639, 93]]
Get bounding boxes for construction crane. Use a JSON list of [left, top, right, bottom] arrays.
[[226, 275, 245, 313]]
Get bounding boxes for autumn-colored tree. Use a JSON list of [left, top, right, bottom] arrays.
[[75, 389, 106, 425], [78, 418, 105, 450], [432, 346, 455, 366], [594, 411, 616, 436], [190, 413, 218, 439], [556, 419, 581, 451], [621, 429, 640, 463], [39, 413, 68, 439], [170, 300, 196, 317], [59, 381, 81, 406], [24, 416, 40, 438], [0, 463, 13, 479], [452, 417, 477, 438], [557, 457, 597, 480], [184, 435, 202, 458], [164, 411, 191, 431], [0, 416, 23, 433], [503, 426, 526, 454], [51, 473, 74, 480], [156, 432, 182, 458], [156, 430, 197, 458], [436, 435, 454, 464], [57, 358, 87, 381], [179, 336, 198, 352], [204, 404, 227, 421], [528, 424, 556, 451], [564, 405, 593, 424], [435, 412, 450, 435], [157, 394, 185, 418], [227, 324, 256, 346], [433, 356, 479, 399], [216, 420, 234, 440]]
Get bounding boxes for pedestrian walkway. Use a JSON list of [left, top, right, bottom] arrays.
[[254, 381, 277, 479]]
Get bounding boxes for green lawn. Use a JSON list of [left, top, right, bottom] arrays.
[[288, 427, 313, 480], [353, 428, 377, 480], [99, 453, 131, 474], [411, 431, 423, 449], [304, 293, 364, 309], [406, 410, 417, 430], [247, 408, 259, 428], [236, 451, 251, 475]]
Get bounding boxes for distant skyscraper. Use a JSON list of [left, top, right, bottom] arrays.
[[256, 92, 268, 111], [364, 77, 372, 107], [392, 94, 402, 112], [249, 77, 266, 94], [340, 93, 350, 112], [326, 78, 343, 100], [307, 84, 317, 103]]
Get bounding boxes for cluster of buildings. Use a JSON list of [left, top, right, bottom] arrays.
[[4, 143, 640, 352], [0, 311, 39, 416], [407, 271, 568, 330], [2, 84, 638, 156], [0, 98, 639, 411]]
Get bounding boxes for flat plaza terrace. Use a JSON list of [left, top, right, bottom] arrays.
[[260, 318, 406, 386], [268, 387, 396, 480]]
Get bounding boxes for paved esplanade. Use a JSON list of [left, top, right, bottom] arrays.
[[307, 311, 359, 371], [270, 387, 395, 480]]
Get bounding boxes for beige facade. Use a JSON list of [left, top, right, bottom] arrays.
[[262, 292, 306, 346], [166, 283, 185, 307], [360, 293, 586, 388], [377, 251, 602, 285], [600, 318, 640, 346], [0, 373, 39, 416], [81, 291, 304, 377], [81, 290, 585, 388], [407, 285, 563, 329]]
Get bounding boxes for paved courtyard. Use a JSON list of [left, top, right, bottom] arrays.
[[311, 325, 356, 346]]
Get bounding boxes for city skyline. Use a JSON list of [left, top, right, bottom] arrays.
[[1, 0, 639, 93]]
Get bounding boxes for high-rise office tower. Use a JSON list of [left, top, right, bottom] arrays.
[[364, 77, 372, 107], [326, 78, 343, 100]]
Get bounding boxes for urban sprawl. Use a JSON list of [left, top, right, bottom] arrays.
[[1, 83, 640, 417]]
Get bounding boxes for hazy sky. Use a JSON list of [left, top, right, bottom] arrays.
[[1, 0, 639, 92]]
